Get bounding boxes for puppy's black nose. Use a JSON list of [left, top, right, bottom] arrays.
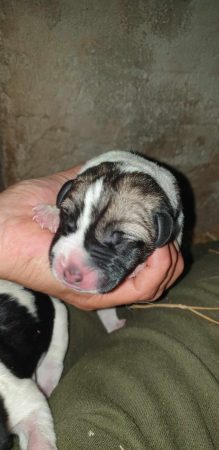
[[64, 266, 83, 284]]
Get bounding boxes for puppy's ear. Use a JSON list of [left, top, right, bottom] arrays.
[[56, 180, 74, 208], [154, 211, 174, 247]]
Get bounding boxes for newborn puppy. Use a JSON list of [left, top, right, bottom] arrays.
[[34, 151, 183, 292], [0, 281, 68, 450], [33, 151, 183, 331]]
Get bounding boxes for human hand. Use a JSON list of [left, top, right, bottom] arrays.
[[0, 169, 184, 310]]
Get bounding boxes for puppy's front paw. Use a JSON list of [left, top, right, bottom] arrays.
[[33, 204, 60, 233], [97, 308, 126, 333]]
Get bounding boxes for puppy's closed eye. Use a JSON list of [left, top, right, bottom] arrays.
[[103, 230, 125, 247]]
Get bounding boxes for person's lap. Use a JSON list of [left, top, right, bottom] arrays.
[[15, 243, 219, 449]]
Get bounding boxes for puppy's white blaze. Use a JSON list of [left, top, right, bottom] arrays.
[[80, 150, 179, 210], [52, 178, 103, 261], [0, 280, 37, 318], [77, 177, 103, 239]]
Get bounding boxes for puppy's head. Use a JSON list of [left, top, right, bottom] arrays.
[[50, 162, 176, 293]]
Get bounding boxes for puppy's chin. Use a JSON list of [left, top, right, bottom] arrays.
[[66, 280, 122, 295], [51, 263, 127, 294], [51, 267, 98, 294], [64, 283, 99, 295]]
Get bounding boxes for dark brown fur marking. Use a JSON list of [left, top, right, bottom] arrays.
[[61, 162, 175, 245]]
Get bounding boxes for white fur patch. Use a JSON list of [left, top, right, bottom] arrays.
[[80, 150, 179, 209], [52, 178, 103, 261], [36, 297, 68, 396], [97, 307, 126, 333], [0, 285, 68, 449], [79, 150, 184, 244], [77, 177, 103, 239], [0, 280, 37, 318], [0, 362, 57, 449]]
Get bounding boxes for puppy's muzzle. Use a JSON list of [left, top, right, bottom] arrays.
[[52, 248, 100, 293], [51, 243, 127, 293]]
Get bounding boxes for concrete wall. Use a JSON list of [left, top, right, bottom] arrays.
[[0, 0, 219, 237]]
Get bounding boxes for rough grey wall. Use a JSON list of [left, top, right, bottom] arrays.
[[0, 0, 219, 236]]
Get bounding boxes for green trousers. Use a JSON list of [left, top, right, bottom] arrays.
[[18, 244, 219, 449]]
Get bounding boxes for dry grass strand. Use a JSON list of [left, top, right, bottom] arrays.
[[131, 303, 219, 325]]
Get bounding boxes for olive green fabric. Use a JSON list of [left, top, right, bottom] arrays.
[[48, 243, 219, 450], [15, 243, 219, 449]]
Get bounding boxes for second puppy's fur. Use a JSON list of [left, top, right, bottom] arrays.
[[0, 281, 68, 450]]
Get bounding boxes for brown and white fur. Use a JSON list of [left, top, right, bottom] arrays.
[[33, 150, 183, 332]]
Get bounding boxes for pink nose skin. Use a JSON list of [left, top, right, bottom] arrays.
[[53, 251, 99, 292], [63, 265, 83, 285]]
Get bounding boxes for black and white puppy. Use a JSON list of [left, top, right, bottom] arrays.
[[33, 150, 183, 331], [0, 281, 68, 450]]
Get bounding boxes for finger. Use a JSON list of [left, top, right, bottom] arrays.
[[153, 242, 178, 294], [166, 249, 184, 289], [150, 248, 184, 301], [132, 245, 172, 296], [158, 242, 183, 292], [132, 243, 176, 303]]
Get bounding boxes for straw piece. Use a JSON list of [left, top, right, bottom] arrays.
[[208, 248, 219, 255], [130, 303, 219, 325]]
